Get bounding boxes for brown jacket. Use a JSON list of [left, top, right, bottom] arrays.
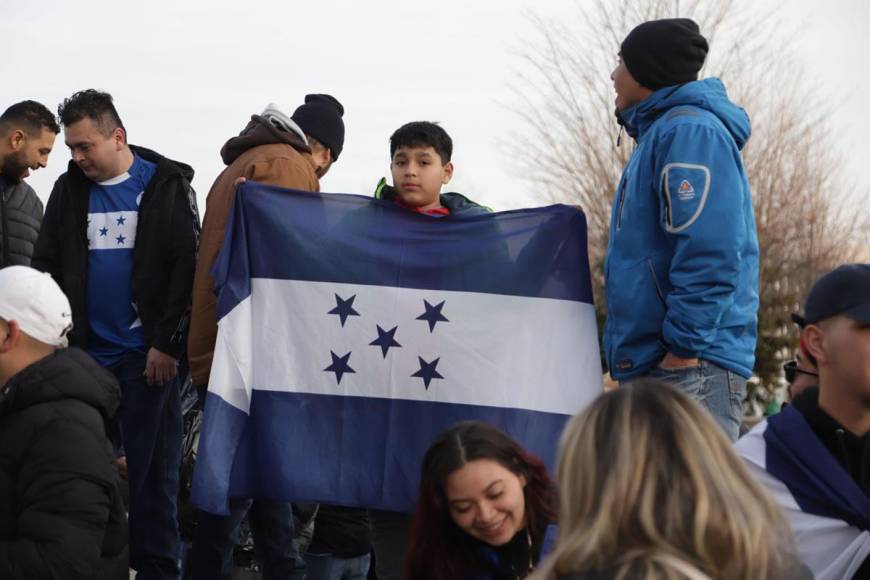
[[188, 115, 319, 385]]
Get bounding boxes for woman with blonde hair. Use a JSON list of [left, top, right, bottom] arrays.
[[532, 380, 809, 580]]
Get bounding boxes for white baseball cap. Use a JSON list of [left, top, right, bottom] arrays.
[[0, 266, 72, 347]]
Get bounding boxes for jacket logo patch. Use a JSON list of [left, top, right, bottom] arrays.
[[616, 359, 634, 370], [677, 180, 695, 200]]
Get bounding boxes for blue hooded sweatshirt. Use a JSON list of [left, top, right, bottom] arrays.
[[603, 77, 759, 380]]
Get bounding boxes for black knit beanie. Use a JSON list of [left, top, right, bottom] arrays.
[[291, 94, 345, 161], [620, 18, 708, 90]]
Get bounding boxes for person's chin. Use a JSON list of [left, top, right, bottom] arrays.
[[80, 167, 100, 180], [472, 520, 515, 546]]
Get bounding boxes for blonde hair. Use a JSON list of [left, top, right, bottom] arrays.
[[533, 380, 798, 580]]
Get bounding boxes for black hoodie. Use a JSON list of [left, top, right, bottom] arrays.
[[0, 348, 127, 579], [791, 387, 870, 494], [32, 145, 201, 360]]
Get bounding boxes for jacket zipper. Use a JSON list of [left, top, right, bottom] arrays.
[[615, 177, 627, 230], [646, 258, 666, 306]]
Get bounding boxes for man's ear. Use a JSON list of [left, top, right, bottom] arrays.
[[113, 126, 127, 150], [442, 161, 454, 184], [0, 320, 22, 353], [803, 324, 827, 365], [9, 129, 26, 152]]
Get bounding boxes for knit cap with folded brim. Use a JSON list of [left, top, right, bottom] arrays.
[[291, 94, 345, 161], [620, 18, 709, 90]]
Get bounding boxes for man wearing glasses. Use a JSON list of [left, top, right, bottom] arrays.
[[783, 351, 818, 402], [737, 264, 870, 580]]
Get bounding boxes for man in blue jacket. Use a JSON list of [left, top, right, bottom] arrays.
[[604, 18, 759, 441]]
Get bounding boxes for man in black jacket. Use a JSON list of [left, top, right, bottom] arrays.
[[0, 100, 59, 266], [32, 89, 200, 580], [0, 265, 128, 579]]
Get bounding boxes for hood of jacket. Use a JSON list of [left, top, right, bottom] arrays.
[[0, 347, 120, 423], [617, 77, 751, 149], [373, 178, 492, 216], [221, 115, 311, 166]]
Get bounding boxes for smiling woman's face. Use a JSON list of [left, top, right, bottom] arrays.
[[445, 458, 527, 547]]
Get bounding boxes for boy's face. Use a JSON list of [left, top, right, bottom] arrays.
[[390, 145, 453, 210]]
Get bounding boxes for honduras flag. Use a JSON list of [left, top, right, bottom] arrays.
[[191, 182, 602, 514], [737, 407, 870, 580]]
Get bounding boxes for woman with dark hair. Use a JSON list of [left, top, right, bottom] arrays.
[[403, 421, 557, 580]]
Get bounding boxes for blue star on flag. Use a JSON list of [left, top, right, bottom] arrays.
[[116, 215, 127, 226], [99, 227, 109, 237], [369, 325, 402, 358], [324, 351, 355, 384], [328, 293, 360, 327], [417, 300, 449, 333], [116, 234, 126, 245], [412, 356, 443, 389]]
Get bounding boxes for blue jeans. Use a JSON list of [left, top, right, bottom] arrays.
[[304, 553, 370, 580], [109, 350, 182, 580], [636, 359, 746, 442], [191, 499, 306, 580]]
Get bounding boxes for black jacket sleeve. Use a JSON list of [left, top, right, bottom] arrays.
[[151, 178, 200, 359], [0, 415, 117, 579], [31, 177, 65, 284]]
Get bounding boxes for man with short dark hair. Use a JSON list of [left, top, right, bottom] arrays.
[[0, 100, 59, 267], [737, 264, 870, 579], [604, 19, 760, 441], [32, 89, 200, 580]]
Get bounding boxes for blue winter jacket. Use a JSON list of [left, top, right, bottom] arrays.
[[603, 78, 759, 380]]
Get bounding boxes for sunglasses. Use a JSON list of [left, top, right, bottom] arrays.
[[783, 360, 818, 384]]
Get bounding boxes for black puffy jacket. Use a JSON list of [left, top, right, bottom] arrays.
[[0, 347, 127, 579], [0, 174, 43, 267]]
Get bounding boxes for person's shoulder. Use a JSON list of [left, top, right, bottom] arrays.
[[4, 179, 43, 211], [234, 141, 310, 165], [238, 142, 316, 176], [133, 145, 195, 185], [652, 105, 724, 139], [440, 191, 492, 216]]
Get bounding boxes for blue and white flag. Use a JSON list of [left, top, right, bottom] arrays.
[[737, 410, 870, 580], [191, 182, 602, 514]]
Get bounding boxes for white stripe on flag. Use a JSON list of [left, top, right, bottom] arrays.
[[210, 278, 602, 416], [737, 422, 870, 580], [87, 211, 138, 250]]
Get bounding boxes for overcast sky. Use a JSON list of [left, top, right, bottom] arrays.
[[4, 0, 869, 214]]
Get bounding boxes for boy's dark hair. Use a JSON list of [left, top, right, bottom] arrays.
[[57, 89, 125, 136], [0, 100, 60, 135], [389, 121, 452, 163]]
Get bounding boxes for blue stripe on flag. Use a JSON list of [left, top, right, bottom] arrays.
[[192, 390, 570, 514], [765, 405, 870, 531], [211, 183, 593, 320]]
